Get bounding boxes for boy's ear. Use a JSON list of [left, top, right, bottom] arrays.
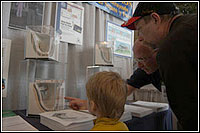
[[90, 100, 97, 112]]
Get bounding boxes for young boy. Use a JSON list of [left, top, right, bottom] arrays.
[[86, 71, 129, 131]]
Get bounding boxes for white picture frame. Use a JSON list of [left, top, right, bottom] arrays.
[[106, 21, 133, 58], [55, 2, 84, 45]]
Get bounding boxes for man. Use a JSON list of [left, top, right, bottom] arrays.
[[127, 38, 161, 95], [65, 38, 162, 110], [121, 2, 198, 131]]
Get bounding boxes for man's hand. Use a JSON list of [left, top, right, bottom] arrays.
[[64, 97, 87, 110]]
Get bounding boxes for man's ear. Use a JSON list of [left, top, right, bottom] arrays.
[[150, 13, 161, 24]]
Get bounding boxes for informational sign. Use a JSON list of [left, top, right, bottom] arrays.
[[2, 38, 12, 98], [106, 21, 133, 58], [56, 2, 84, 45], [9, 2, 44, 29], [88, 2, 133, 21]]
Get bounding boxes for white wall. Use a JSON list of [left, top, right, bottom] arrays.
[[2, 2, 135, 110]]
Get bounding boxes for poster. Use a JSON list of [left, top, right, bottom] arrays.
[[106, 21, 133, 58], [2, 38, 12, 98], [88, 2, 133, 21], [56, 2, 84, 45], [9, 2, 44, 29]]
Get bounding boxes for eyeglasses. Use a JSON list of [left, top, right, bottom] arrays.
[[134, 56, 152, 63]]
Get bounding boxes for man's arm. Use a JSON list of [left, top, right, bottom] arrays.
[[127, 84, 138, 96], [65, 85, 138, 110], [64, 97, 87, 110]]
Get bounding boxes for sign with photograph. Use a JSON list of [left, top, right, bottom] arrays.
[[106, 21, 133, 58], [55, 2, 84, 45], [9, 2, 44, 29], [2, 38, 12, 98], [88, 2, 133, 21]]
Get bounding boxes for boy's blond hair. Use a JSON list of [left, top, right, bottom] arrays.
[[86, 71, 127, 119]]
